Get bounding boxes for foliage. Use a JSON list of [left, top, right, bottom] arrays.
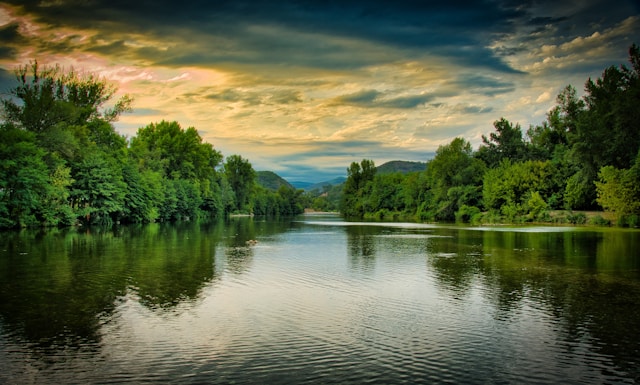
[[69, 151, 127, 224], [476, 118, 527, 168], [595, 151, 640, 224], [483, 160, 554, 209], [2, 45, 639, 227], [1, 61, 131, 134], [455, 205, 481, 224], [422, 138, 485, 221], [375, 160, 426, 174], [588, 215, 611, 227], [256, 171, 294, 191], [0, 124, 50, 227], [341, 159, 376, 218], [308, 183, 343, 212], [566, 212, 587, 225], [224, 155, 256, 213], [253, 185, 306, 216]]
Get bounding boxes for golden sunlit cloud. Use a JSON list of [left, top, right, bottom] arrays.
[[0, 0, 638, 181]]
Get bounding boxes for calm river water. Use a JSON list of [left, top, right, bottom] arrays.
[[0, 214, 639, 384]]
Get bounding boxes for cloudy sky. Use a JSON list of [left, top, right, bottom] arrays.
[[1, 0, 639, 182]]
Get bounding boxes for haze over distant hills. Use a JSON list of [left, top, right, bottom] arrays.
[[260, 161, 427, 191], [289, 177, 347, 191]]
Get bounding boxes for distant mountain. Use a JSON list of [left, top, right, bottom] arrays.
[[376, 160, 426, 174], [278, 161, 425, 192], [256, 171, 294, 190], [290, 181, 314, 190], [306, 177, 347, 191]]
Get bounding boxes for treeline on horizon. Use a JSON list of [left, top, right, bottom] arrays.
[[1, 45, 639, 229], [338, 44, 640, 226], [0, 63, 309, 229]]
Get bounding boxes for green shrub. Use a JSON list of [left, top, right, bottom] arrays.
[[524, 191, 548, 221], [455, 205, 481, 223], [567, 212, 587, 225], [588, 215, 610, 226], [618, 214, 640, 227]]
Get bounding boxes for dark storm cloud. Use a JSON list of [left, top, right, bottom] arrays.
[[0, 22, 21, 42], [4, 0, 538, 72], [0, 23, 24, 59], [202, 88, 303, 106], [448, 74, 516, 96], [329, 89, 435, 109]]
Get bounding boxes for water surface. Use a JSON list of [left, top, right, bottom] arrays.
[[0, 215, 639, 384]]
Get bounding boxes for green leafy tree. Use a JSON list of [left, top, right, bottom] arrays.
[[369, 173, 405, 213], [121, 162, 163, 223], [423, 138, 485, 221], [401, 171, 429, 214], [565, 45, 640, 209], [1, 61, 131, 134], [341, 159, 376, 218], [595, 152, 640, 224], [70, 151, 127, 224], [1, 61, 133, 227], [40, 164, 75, 226], [276, 186, 305, 215], [224, 155, 256, 212], [0, 124, 49, 227], [130, 121, 221, 181], [482, 160, 555, 221], [476, 118, 527, 168], [129, 121, 224, 219]]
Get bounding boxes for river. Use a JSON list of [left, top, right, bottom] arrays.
[[0, 214, 638, 384]]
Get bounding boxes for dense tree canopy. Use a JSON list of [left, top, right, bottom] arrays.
[[224, 154, 256, 213], [2, 45, 639, 228], [0, 63, 305, 228], [340, 44, 640, 226]]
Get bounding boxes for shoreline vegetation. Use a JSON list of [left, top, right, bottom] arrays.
[[337, 45, 640, 228], [358, 209, 617, 227], [1, 45, 639, 229]]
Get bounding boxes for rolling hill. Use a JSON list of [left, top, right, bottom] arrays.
[[256, 171, 295, 190], [270, 161, 427, 192], [376, 160, 427, 174]]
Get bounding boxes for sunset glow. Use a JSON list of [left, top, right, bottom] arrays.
[[1, 1, 638, 181]]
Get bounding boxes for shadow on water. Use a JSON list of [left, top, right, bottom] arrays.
[[424, 226, 640, 382], [0, 217, 639, 383], [346, 225, 381, 273], [223, 216, 295, 274], [0, 217, 298, 355], [0, 221, 219, 349]]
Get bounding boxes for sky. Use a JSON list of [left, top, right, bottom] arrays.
[[1, 0, 639, 182]]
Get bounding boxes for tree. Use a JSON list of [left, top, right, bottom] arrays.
[[482, 159, 555, 221], [1, 61, 131, 134], [476, 118, 527, 168], [0, 124, 49, 227], [130, 121, 222, 180], [341, 159, 376, 218], [595, 151, 640, 224], [224, 155, 256, 212], [129, 120, 224, 219], [69, 151, 126, 224], [369, 173, 405, 213], [577, 44, 640, 171], [0, 61, 134, 227], [422, 138, 485, 221], [565, 45, 640, 209]]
